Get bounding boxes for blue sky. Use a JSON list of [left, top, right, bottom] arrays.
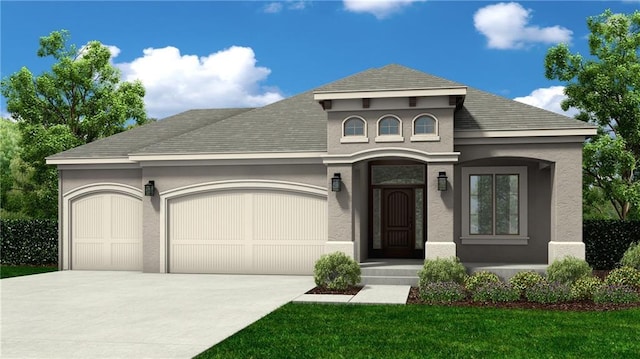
[[1, 1, 638, 119]]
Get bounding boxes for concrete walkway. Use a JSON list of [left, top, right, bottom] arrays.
[[1, 271, 315, 359], [294, 285, 411, 305]]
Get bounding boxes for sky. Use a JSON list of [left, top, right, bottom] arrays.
[[1, 1, 639, 119]]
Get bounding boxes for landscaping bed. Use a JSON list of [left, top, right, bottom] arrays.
[[306, 285, 363, 295]]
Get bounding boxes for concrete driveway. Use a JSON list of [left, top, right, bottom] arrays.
[[1, 271, 314, 358]]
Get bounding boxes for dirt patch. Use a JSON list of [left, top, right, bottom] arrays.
[[306, 286, 363, 295]]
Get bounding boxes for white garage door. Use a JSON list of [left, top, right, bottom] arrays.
[[168, 190, 327, 274], [71, 193, 143, 270]]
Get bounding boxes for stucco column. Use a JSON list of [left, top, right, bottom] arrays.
[[142, 172, 161, 273], [548, 154, 585, 263], [426, 163, 457, 259], [325, 164, 355, 258]]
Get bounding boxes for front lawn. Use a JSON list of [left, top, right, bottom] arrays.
[[197, 303, 640, 358], [0, 265, 58, 279]]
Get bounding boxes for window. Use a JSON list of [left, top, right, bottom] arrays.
[[411, 114, 440, 142], [375, 115, 404, 142], [341, 116, 368, 143], [461, 166, 528, 245]]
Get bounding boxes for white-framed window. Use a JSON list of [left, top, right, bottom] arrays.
[[341, 116, 368, 143], [375, 115, 404, 142], [411, 114, 440, 142], [461, 166, 528, 245]]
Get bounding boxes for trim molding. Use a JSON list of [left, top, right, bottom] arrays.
[[61, 183, 143, 271], [455, 128, 597, 139], [323, 147, 460, 164], [47, 157, 136, 165], [314, 87, 467, 100]]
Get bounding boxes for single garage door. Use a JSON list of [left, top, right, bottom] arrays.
[[71, 193, 143, 270], [168, 189, 327, 274]]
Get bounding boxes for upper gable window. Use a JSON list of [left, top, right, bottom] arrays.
[[375, 115, 404, 143], [411, 114, 440, 142], [341, 116, 368, 143]]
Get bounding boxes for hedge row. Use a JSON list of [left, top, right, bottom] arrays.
[[584, 220, 640, 270], [1, 219, 58, 265]]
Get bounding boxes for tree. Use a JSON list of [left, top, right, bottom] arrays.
[[545, 10, 640, 220], [1, 30, 148, 218]]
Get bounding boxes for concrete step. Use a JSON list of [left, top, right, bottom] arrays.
[[360, 275, 418, 286]]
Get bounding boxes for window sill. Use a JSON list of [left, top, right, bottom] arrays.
[[340, 137, 369, 143], [375, 135, 404, 143], [410, 135, 440, 142], [460, 236, 529, 245]]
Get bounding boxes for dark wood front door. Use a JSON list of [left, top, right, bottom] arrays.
[[382, 188, 414, 257]]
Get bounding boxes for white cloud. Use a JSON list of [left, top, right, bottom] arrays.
[[264, 2, 283, 13], [117, 46, 283, 119], [105, 45, 121, 59], [264, 1, 307, 14], [343, 0, 423, 19], [474, 2, 572, 49], [514, 86, 578, 117]]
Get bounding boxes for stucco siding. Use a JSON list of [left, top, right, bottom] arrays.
[[60, 168, 142, 194]]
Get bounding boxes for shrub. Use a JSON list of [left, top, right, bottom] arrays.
[[313, 252, 361, 290], [419, 282, 467, 304], [472, 282, 520, 303], [525, 282, 571, 304], [464, 271, 501, 293], [547, 256, 592, 285], [620, 242, 640, 270], [0, 219, 58, 265], [584, 220, 640, 270], [418, 257, 467, 287], [570, 276, 602, 301], [604, 266, 640, 290], [509, 271, 547, 296], [593, 284, 640, 304]]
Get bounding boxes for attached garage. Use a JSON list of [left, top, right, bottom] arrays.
[[166, 187, 327, 274], [70, 192, 143, 270]]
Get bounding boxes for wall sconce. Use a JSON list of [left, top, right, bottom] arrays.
[[331, 173, 342, 192], [437, 172, 448, 191], [144, 180, 156, 196]]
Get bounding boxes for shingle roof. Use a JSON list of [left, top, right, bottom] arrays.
[[48, 64, 594, 160]]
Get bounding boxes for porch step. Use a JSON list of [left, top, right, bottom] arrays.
[[465, 263, 548, 281], [359, 260, 422, 286]]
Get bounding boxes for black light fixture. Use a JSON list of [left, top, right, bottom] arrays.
[[144, 180, 155, 196], [437, 172, 448, 191], [331, 173, 342, 192]]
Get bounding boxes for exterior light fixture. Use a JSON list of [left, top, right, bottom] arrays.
[[437, 172, 448, 191], [144, 180, 156, 196], [331, 173, 342, 192]]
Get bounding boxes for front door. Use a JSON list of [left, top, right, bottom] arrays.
[[382, 188, 415, 257]]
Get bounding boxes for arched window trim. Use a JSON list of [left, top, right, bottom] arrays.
[[411, 113, 441, 142], [341, 116, 369, 143], [375, 114, 404, 143]]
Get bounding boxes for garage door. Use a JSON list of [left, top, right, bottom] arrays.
[[71, 193, 143, 270], [168, 190, 327, 274]]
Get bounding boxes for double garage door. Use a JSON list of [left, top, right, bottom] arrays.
[[168, 189, 327, 274], [71, 189, 326, 274]]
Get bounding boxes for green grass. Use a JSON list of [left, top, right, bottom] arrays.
[[0, 265, 58, 279], [197, 303, 640, 359]]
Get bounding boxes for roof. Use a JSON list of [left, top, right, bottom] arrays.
[[48, 64, 595, 160]]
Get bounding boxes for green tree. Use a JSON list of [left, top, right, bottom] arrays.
[[545, 10, 640, 220], [1, 30, 148, 218]]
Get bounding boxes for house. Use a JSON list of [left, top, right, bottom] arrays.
[[46, 64, 597, 274]]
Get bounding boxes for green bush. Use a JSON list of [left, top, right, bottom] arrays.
[[419, 282, 467, 304], [509, 271, 547, 296], [0, 219, 58, 265], [593, 284, 640, 304], [584, 220, 640, 270], [464, 271, 501, 293], [525, 282, 571, 304], [418, 257, 467, 287], [604, 266, 640, 290], [471, 282, 520, 303], [313, 252, 361, 290], [547, 256, 592, 285], [620, 242, 640, 270], [570, 276, 602, 301]]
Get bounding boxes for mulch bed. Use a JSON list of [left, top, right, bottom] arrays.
[[406, 287, 640, 311], [306, 286, 363, 295]]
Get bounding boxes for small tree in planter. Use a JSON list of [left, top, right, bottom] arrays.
[[314, 252, 361, 290]]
